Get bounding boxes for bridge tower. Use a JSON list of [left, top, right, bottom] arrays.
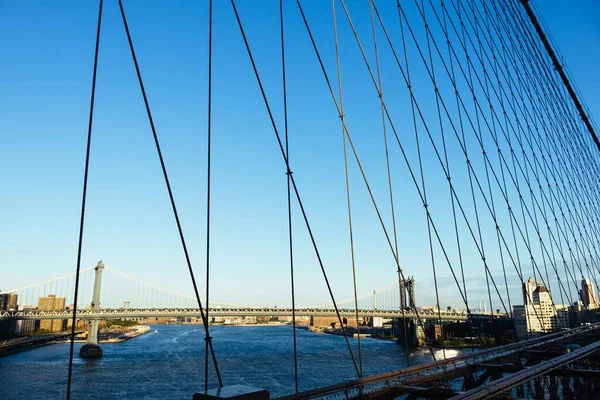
[[80, 260, 104, 358]]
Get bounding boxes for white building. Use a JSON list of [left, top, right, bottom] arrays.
[[514, 277, 569, 339]]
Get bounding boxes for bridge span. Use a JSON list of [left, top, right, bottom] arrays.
[[0, 307, 502, 321]]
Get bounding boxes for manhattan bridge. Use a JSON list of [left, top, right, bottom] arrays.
[[2, 0, 600, 399]]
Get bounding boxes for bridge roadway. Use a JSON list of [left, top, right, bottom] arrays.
[[0, 307, 501, 321]]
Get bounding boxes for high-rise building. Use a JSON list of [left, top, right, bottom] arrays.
[[581, 279, 599, 309], [0, 293, 18, 311], [38, 295, 67, 333], [522, 277, 537, 305], [514, 278, 569, 339]]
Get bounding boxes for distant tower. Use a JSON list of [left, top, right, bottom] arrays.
[[398, 270, 407, 310], [405, 277, 416, 308], [80, 261, 105, 358], [523, 277, 536, 305], [373, 290, 377, 310], [581, 279, 599, 309]]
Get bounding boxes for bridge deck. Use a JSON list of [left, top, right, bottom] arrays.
[[0, 308, 503, 321], [275, 323, 600, 400]]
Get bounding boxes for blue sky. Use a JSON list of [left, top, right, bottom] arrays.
[[1, 1, 599, 309]]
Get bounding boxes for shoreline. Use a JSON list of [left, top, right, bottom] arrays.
[[0, 326, 151, 357]]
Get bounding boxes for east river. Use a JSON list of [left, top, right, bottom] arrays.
[[0, 325, 466, 399]]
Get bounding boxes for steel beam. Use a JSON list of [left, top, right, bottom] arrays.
[[450, 340, 600, 400]]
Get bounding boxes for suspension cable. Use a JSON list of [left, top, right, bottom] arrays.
[[395, 0, 446, 358], [331, 0, 363, 377], [279, 0, 299, 392], [116, 0, 223, 387], [229, 0, 360, 378], [295, 0, 438, 360], [66, 1, 103, 398], [204, 0, 214, 391], [368, 0, 410, 366]]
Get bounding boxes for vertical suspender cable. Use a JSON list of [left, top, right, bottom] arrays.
[[279, 0, 299, 392], [204, 0, 213, 392], [116, 0, 223, 387], [230, 0, 360, 377], [368, 0, 410, 367], [66, 1, 103, 398], [439, 0, 471, 328], [396, 0, 445, 359], [331, 0, 363, 378]]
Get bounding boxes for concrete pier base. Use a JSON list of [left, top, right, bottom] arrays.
[[79, 343, 103, 358]]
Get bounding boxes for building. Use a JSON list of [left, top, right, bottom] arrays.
[[38, 295, 67, 333], [581, 279, 599, 309], [514, 277, 569, 339], [15, 304, 35, 335], [0, 292, 18, 311]]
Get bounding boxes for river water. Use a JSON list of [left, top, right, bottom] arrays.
[[0, 325, 464, 399]]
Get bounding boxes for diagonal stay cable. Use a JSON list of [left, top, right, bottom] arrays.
[[331, 0, 363, 377], [279, 0, 299, 392], [403, 0, 569, 328], [503, 1, 600, 317], [341, 0, 496, 348], [116, 0, 223, 387], [368, 0, 410, 366], [395, 0, 511, 316], [480, 0, 598, 314], [420, 0, 570, 328], [371, 1, 557, 331], [395, 0, 446, 358], [489, 0, 594, 305], [67, 2, 103, 398], [503, 0, 600, 289], [204, 0, 214, 391], [295, 0, 438, 360], [229, 0, 360, 378]]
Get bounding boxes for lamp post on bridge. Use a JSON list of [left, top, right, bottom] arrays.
[[80, 260, 104, 358]]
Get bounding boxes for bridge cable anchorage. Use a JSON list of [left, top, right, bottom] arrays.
[[368, 0, 410, 366], [116, 0, 223, 387], [204, 0, 213, 391], [66, 1, 103, 398], [229, 0, 360, 378], [295, 0, 437, 360], [279, 0, 299, 392], [331, 0, 363, 378]]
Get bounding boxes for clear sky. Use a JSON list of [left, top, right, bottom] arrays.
[[1, 0, 599, 309]]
